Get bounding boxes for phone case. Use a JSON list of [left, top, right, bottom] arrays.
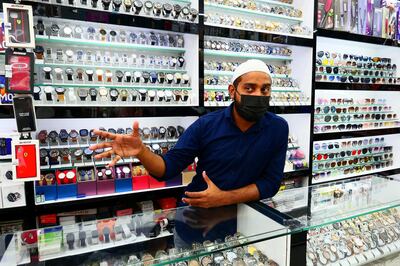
[[5, 49, 34, 94]]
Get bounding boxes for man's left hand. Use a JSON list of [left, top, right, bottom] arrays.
[[183, 171, 229, 208]]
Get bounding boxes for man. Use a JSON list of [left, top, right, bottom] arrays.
[[90, 59, 289, 208]]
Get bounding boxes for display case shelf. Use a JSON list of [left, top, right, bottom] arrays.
[[315, 81, 400, 91], [257, 0, 294, 8], [35, 36, 186, 53], [33, 103, 195, 108], [204, 49, 292, 61], [204, 85, 300, 92], [204, 70, 289, 78], [313, 127, 400, 141], [205, 3, 303, 23], [316, 28, 400, 47], [35, 62, 188, 74], [35, 83, 192, 90], [35, 185, 185, 206]]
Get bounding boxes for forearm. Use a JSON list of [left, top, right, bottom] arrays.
[[222, 183, 260, 206], [136, 144, 166, 178]]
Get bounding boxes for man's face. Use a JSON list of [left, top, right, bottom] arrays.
[[228, 71, 272, 101]]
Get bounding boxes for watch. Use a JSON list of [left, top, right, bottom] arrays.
[[40, 149, 48, 165], [174, 73, 182, 84], [165, 90, 173, 102], [182, 74, 190, 84], [96, 69, 104, 82], [138, 89, 147, 101], [49, 149, 60, 165], [150, 72, 158, 83], [131, 90, 138, 101], [110, 89, 119, 101], [90, 130, 98, 142], [189, 8, 198, 22], [162, 3, 173, 17], [99, 87, 108, 101], [99, 28, 107, 41], [91, 0, 99, 7], [124, 0, 132, 11], [142, 127, 151, 139], [36, 20, 45, 35], [144, 1, 153, 14], [59, 129, 69, 143], [78, 88, 89, 101], [63, 26, 73, 37], [65, 50, 74, 62], [38, 130, 48, 144], [182, 90, 189, 101], [125, 71, 132, 82], [7, 192, 21, 203], [181, 6, 190, 19], [89, 88, 98, 101], [167, 126, 177, 138], [133, 0, 143, 14], [43, 67, 52, 80], [166, 73, 174, 84], [120, 89, 128, 101], [69, 130, 79, 143], [133, 71, 142, 83], [159, 127, 166, 138], [50, 23, 60, 36], [117, 128, 125, 134], [172, 4, 182, 19], [55, 87, 66, 102], [84, 148, 93, 160], [153, 2, 162, 16], [48, 130, 59, 143], [60, 148, 71, 163], [44, 86, 54, 101], [79, 129, 89, 142], [54, 68, 63, 81], [33, 86, 42, 101], [66, 68, 74, 81], [86, 70, 94, 81], [76, 69, 84, 81], [142, 72, 150, 83], [113, 0, 122, 11], [116, 71, 124, 82], [102, 0, 112, 10], [173, 90, 182, 101], [148, 90, 156, 101], [73, 149, 83, 161], [158, 72, 165, 84], [177, 56, 185, 67]]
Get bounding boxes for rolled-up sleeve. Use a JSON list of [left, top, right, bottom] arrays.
[[255, 121, 289, 199], [160, 119, 202, 180]]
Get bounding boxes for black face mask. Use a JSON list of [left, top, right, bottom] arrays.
[[234, 89, 270, 122]]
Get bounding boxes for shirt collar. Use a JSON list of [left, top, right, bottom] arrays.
[[224, 103, 271, 131]]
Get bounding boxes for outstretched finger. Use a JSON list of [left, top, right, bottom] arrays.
[[132, 121, 140, 137], [94, 149, 114, 159], [89, 142, 113, 151], [93, 129, 117, 140], [108, 155, 121, 167]]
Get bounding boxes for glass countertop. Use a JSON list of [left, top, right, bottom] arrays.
[[261, 174, 400, 231]]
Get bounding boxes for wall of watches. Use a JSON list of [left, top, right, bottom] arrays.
[[204, 0, 313, 37], [203, 36, 312, 107], [32, 117, 196, 203], [318, 0, 400, 40], [32, 17, 199, 106], [29, 0, 199, 23]]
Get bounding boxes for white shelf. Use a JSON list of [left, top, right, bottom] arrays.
[[205, 22, 313, 39], [33, 102, 195, 107], [204, 70, 290, 78], [35, 185, 186, 206], [35, 61, 187, 73], [257, 0, 294, 8], [37, 231, 173, 263], [40, 157, 139, 170], [36, 35, 186, 53], [205, 3, 303, 23], [204, 85, 301, 92], [204, 49, 292, 61], [314, 125, 400, 134], [35, 82, 191, 90], [204, 101, 310, 107], [312, 165, 400, 185]]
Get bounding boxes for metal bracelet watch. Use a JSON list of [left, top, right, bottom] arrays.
[[54, 68, 63, 81]]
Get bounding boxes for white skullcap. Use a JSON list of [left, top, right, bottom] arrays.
[[231, 59, 271, 84]]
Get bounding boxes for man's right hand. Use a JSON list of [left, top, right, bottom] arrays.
[[89, 121, 145, 166]]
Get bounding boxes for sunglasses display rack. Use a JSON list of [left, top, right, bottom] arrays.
[[314, 90, 400, 134], [204, 0, 314, 38], [203, 36, 313, 107], [315, 37, 400, 85], [32, 17, 199, 107], [312, 134, 400, 184]]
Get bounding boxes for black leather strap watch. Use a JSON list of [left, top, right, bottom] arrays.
[[92, 0, 99, 7], [167, 126, 177, 139], [89, 88, 98, 101], [172, 4, 182, 19], [162, 3, 172, 17], [102, 0, 112, 10], [110, 89, 119, 101], [113, 0, 122, 11], [159, 127, 166, 138], [133, 0, 143, 14]]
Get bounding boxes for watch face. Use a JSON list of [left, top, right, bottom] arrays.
[[78, 88, 88, 97], [89, 88, 97, 96], [114, 0, 122, 4], [144, 1, 152, 8], [70, 130, 79, 138], [44, 86, 54, 93], [134, 0, 143, 7], [55, 87, 65, 93], [110, 89, 119, 97], [99, 88, 108, 96], [80, 129, 89, 136]]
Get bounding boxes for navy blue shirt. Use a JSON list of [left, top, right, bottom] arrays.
[[162, 103, 289, 199]]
